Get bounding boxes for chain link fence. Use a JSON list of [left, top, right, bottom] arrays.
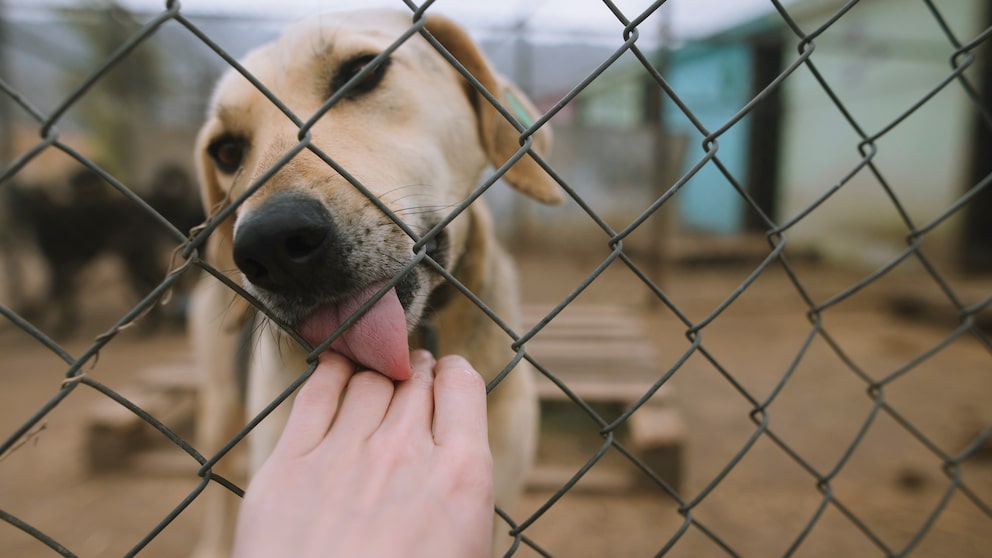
[[2, 0, 992, 556]]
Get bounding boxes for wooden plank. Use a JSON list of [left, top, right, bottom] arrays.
[[525, 312, 645, 328], [524, 303, 644, 319], [527, 464, 635, 493], [529, 354, 660, 380], [135, 361, 198, 391], [88, 389, 174, 430], [628, 405, 686, 489], [525, 303, 685, 493], [530, 341, 655, 355], [524, 305, 651, 334], [524, 303, 669, 404], [86, 386, 196, 473], [525, 326, 646, 340], [536, 377, 674, 403], [629, 406, 686, 447], [526, 321, 655, 339]]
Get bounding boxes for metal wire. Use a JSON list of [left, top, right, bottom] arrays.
[[1, 0, 990, 556]]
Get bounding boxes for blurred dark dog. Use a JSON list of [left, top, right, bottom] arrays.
[[3, 163, 204, 337]]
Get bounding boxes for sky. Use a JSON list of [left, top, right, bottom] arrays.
[[6, 0, 793, 44]]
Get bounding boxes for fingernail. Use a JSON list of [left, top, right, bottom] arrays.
[[317, 350, 351, 369], [437, 355, 476, 376], [411, 349, 435, 370]]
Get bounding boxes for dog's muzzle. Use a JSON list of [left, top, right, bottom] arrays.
[[230, 191, 417, 379]]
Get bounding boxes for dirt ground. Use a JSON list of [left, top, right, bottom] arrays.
[[1, 248, 991, 557]]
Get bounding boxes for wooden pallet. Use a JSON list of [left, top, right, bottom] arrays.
[[86, 360, 199, 474], [86, 304, 684, 494], [523, 304, 684, 493]]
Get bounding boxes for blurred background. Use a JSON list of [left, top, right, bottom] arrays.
[[1, 1, 991, 556], [3, 0, 991, 270]]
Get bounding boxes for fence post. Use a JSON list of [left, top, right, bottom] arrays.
[[644, 13, 673, 303]]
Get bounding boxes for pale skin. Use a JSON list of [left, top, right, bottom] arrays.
[[231, 350, 495, 558]]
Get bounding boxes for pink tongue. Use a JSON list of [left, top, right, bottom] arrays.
[[299, 283, 412, 380]]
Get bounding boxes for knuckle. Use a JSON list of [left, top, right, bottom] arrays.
[[349, 369, 392, 390]]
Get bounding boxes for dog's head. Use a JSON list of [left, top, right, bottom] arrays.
[[194, 9, 561, 378]]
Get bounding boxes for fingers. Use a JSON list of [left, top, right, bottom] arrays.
[[274, 351, 353, 457], [330, 367, 396, 440], [431, 355, 489, 449], [377, 350, 436, 434], [278, 350, 488, 460]]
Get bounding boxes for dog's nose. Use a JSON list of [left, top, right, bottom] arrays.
[[233, 193, 336, 292]]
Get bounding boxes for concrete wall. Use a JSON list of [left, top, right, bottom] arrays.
[[776, 0, 986, 266]]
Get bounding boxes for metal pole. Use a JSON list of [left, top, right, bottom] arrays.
[[646, 5, 673, 303]]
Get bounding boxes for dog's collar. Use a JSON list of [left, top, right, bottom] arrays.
[[414, 211, 475, 356]]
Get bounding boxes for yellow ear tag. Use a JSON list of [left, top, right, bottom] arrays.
[[504, 88, 535, 129]]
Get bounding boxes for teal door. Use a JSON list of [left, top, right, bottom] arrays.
[[665, 44, 753, 234]]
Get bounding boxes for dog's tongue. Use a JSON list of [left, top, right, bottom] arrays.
[[299, 283, 412, 380]]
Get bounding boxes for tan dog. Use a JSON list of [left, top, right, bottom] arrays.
[[188, 9, 561, 556]]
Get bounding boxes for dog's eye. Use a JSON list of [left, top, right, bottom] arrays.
[[207, 135, 247, 174], [332, 54, 390, 98]]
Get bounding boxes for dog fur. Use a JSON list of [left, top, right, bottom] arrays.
[[189, 9, 561, 556], [3, 159, 202, 336]]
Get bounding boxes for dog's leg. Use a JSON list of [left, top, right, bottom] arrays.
[[244, 325, 301, 476], [49, 263, 79, 339], [121, 240, 169, 331], [189, 278, 246, 558], [487, 361, 540, 554]]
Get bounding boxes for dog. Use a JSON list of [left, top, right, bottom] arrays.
[[3, 160, 202, 336], [188, 8, 563, 556]]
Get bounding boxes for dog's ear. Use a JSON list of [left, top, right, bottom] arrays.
[[424, 14, 564, 205]]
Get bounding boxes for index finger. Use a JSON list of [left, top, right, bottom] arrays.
[[273, 351, 353, 457], [431, 355, 489, 449]]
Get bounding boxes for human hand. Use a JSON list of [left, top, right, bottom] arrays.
[[231, 350, 494, 558]]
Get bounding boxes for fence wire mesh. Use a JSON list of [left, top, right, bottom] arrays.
[[1, 0, 991, 556]]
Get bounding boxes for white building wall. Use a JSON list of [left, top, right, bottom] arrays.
[[777, 0, 986, 266]]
